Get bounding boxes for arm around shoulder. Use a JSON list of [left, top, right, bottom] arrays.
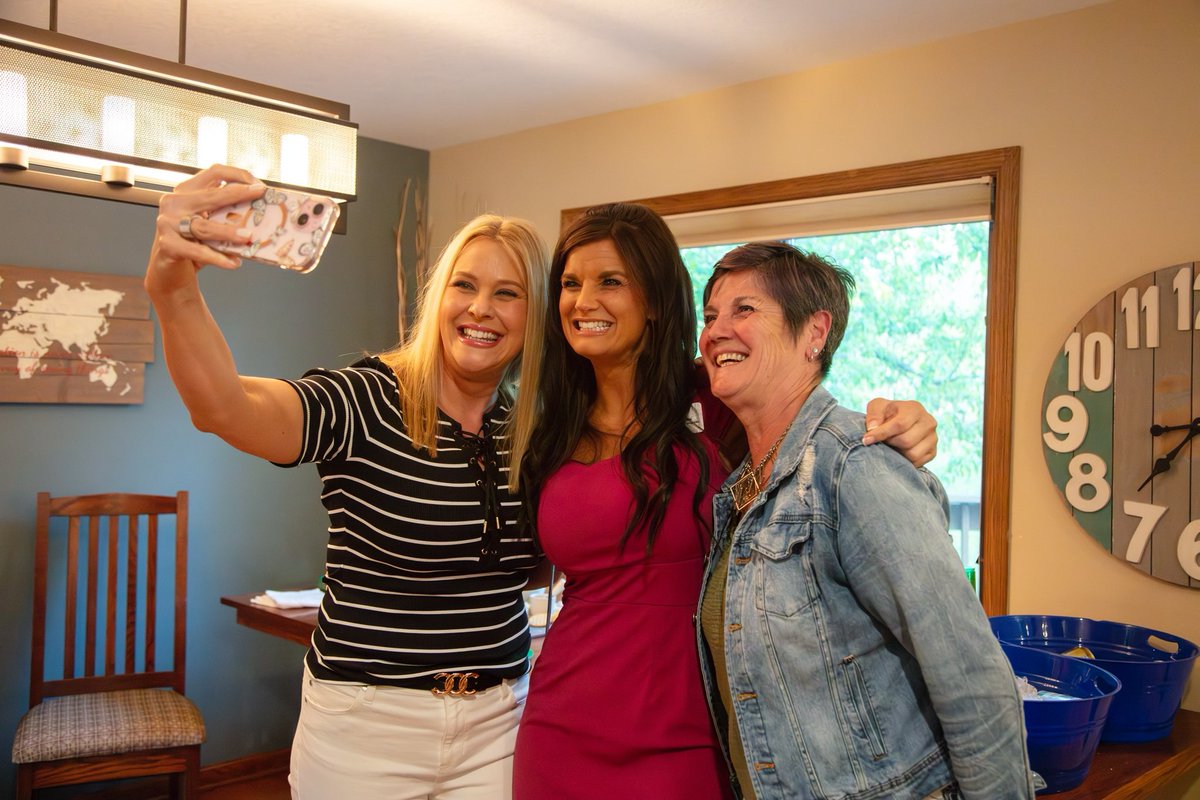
[[863, 397, 938, 467]]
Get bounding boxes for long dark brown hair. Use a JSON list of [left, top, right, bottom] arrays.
[[521, 202, 710, 553]]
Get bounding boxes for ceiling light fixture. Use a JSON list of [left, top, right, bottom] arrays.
[[0, 5, 357, 210]]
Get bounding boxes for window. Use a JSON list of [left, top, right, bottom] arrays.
[[561, 147, 1020, 614], [682, 221, 989, 589]]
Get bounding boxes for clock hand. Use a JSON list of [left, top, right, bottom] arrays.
[[1164, 422, 1200, 460], [1138, 422, 1200, 491], [1138, 458, 1171, 491], [1151, 417, 1200, 436]]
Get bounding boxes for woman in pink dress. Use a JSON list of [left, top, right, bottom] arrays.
[[512, 203, 936, 798]]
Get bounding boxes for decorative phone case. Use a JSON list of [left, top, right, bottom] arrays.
[[205, 186, 339, 273]]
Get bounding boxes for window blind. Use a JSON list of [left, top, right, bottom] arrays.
[[664, 177, 992, 247]]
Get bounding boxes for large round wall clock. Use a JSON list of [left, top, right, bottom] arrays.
[[1042, 259, 1200, 589]]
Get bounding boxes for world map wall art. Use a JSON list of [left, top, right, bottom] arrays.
[[0, 264, 154, 404]]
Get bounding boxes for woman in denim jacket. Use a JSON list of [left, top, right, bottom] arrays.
[[695, 242, 1035, 800]]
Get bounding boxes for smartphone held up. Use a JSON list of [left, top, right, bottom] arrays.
[[203, 186, 339, 274]]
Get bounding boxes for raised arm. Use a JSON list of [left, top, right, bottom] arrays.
[[145, 165, 303, 464]]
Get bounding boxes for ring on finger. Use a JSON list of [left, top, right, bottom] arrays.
[[178, 214, 200, 240]]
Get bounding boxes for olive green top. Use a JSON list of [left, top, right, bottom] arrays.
[[700, 534, 757, 799]]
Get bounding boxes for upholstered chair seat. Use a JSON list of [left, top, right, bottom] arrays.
[[13, 688, 205, 764]]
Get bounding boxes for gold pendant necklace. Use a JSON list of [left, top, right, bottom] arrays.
[[730, 420, 795, 514]]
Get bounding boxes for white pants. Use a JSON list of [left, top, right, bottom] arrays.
[[289, 665, 528, 800]]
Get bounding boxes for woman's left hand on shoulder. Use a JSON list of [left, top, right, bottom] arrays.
[[862, 399, 937, 468]]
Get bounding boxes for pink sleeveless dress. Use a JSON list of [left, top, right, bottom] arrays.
[[512, 441, 734, 799]]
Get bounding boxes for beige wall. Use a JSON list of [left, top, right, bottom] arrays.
[[430, 0, 1200, 710]]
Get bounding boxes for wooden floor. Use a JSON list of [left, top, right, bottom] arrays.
[[200, 773, 290, 800], [60, 755, 292, 800]]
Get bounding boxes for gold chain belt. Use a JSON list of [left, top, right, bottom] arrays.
[[431, 671, 488, 696]]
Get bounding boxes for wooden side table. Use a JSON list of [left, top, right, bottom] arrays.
[[220, 592, 319, 648], [1053, 709, 1200, 798]]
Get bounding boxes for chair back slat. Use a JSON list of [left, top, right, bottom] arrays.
[[31, 496, 50, 705], [29, 491, 189, 704], [63, 518, 79, 678], [85, 515, 99, 677], [125, 514, 139, 674], [173, 495, 188, 694], [145, 515, 158, 672], [106, 514, 118, 675]]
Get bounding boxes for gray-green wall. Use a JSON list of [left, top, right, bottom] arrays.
[[0, 136, 428, 789]]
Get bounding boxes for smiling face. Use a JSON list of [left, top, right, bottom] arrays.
[[439, 237, 528, 388], [559, 238, 648, 370], [700, 269, 824, 421]]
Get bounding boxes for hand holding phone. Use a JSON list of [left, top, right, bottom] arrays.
[[204, 186, 339, 274]]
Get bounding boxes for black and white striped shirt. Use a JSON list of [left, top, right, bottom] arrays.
[[279, 357, 540, 686]]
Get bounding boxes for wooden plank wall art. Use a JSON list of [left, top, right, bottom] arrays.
[[0, 264, 153, 404]]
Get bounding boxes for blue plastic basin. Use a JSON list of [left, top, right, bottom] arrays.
[[999, 642, 1121, 794], [991, 615, 1197, 742]]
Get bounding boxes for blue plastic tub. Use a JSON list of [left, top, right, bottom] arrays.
[[991, 615, 1197, 742], [999, 642, 1121, 794]]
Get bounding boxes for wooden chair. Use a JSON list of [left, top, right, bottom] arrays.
[[12, 492, 205, 799]]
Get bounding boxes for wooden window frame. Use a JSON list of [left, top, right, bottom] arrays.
[[562, 147, 1020, 614]]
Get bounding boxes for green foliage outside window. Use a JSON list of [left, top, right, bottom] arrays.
[[681, 222, 989, 497]]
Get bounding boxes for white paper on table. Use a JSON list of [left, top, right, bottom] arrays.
[[251, 588, 324, 609]]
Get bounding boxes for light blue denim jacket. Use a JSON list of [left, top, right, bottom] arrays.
[[696, 387, 1034, 800]]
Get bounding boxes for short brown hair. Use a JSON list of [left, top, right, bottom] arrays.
[[703, 241, 855, 377]]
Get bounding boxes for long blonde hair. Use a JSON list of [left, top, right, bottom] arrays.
[[378, 214, 548, 491]]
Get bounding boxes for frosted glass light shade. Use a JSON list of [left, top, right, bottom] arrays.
[[197, 116, 228, 167], [0, 20, 357, 204], [101, 95, 135, 154], [0, 69, 27, 137], [280, 133, 309, 186]]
